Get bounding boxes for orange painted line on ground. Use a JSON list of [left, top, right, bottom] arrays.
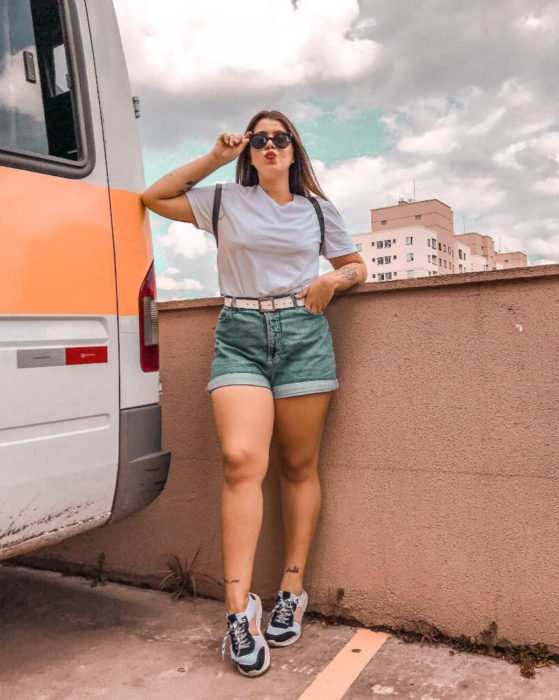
[[298, 628, 389, 700]]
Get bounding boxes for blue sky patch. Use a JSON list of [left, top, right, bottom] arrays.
[[296, 100, 389, 166]]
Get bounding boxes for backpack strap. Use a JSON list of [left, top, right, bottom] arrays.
[[212, 183, 223, 245], [308, 196, 325, 254]]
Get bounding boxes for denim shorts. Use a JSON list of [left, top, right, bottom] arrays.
[[207, 304, 339, 399]]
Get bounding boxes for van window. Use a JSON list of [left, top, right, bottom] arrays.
[[0, 0, 79, 160]]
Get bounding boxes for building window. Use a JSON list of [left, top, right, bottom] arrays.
[[428, 254, 431, 263], [432, 255, 437, 262], [443, 244, 446, 252], [378, 258, 384, 265], [407, 270, 415, 278], [394, 272, 397, 276], [371, 241, 376, 246], [381, 220, 387, 225], [427, 240, 431, 248], [384, 256, 391, 264], [384, 240, 392, 248], [393, 255, 397, 260], [406, 236, 413, 245], [378, 273, 385, 280], [438, 242, 442, 250], [378, 240, 384, 249], [356, 243, 362, 251], [504, 259, 509, 263], [458, 250, 462, 259], [372, 258, 376, 262], [415, 214, 421, 220], [392, 239, 396, 243], [431, 238, 436, 248], [372, 274, 376, 278], [385, 272, 392, 280], [464, 254, 467, 260], [406, 253, 414, 261]]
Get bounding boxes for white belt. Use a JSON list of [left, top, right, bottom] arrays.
[[223, 295, 306, 312]]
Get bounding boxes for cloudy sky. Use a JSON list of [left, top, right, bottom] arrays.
[[112, 0, 559, 300]]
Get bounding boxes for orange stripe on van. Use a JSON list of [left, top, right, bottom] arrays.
[[0, 167, 151, 317], [109, 187, 153, 316]]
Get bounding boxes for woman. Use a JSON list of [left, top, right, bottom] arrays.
[[142, 109, 366, 677]]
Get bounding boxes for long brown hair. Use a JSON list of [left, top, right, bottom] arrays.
[[236, 109, 328, 200]]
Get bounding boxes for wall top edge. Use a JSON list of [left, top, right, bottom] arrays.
[[158, 264, 559, 312]]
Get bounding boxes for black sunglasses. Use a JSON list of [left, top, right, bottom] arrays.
[[249, 132, 293, 149]]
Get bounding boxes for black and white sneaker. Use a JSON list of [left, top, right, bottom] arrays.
[[265, 590, 308, 647], [221, 592, 270, 677]]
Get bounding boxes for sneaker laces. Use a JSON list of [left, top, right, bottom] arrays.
[[271, 597, 296, 626], [221, 616, 250, 659]]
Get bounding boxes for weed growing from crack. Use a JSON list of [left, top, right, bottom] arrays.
[[159, 546, 220, 600], [404, 619, 557, 679]]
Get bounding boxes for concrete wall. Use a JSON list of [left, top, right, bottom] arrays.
[[28, 265, 559, 648]]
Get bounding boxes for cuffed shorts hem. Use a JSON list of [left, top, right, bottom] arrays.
[[272, 379, 339, 399], [207, 374, 339, 398], [207, 372, 271, 393]]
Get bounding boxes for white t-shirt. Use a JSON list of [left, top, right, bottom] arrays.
[[187, 182, 357, 298]]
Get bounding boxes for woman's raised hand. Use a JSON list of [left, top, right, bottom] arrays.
[[212, 132, 251, 166]]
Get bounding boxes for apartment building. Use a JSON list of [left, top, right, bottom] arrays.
[[455, 233, 527, 271], [495, 251, 528, 269], [353, 199, 527, 282]]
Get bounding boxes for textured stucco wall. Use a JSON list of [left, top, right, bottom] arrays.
[[28, 265, 559, 647]]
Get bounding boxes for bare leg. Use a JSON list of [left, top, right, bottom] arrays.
[[211, 385, 275, 613], [273, 392, 332, 595]]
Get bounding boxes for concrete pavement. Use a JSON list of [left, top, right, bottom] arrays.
[[0, 565, 557, 699]]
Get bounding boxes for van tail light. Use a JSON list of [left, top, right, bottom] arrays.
[[139, 262, 159, 372]]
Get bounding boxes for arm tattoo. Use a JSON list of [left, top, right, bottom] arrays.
[[338, 265, 358, 282], [286, 565, 300, 574], [223, 578, 240, 585], [175, 180, 197, 196]]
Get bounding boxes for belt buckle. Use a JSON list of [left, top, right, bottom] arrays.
[[258, 297, 275, 313]]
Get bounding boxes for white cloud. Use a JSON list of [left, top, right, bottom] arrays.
[[398, 126, 459, 155], [156, 268, 202, 292], [534, 178, 559, 195], [534, 258, 559, 266], [521, 15, 547, 31], [114, 0, 379, 96], [159, 221, 216, 259]]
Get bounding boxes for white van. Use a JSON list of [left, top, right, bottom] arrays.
[[0, 0, 170, 559]]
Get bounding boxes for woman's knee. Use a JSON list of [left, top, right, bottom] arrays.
[[279, 452, 318, 483], [222, 444, 267, 486]]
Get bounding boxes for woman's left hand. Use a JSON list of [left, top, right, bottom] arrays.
[[295, 276, 336, 313]]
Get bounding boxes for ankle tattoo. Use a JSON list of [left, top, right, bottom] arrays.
[[286, 565, 300, 574], [223, 578, 240, 585]]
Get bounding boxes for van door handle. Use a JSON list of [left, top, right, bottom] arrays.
[[23, 50, 37, 83]]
